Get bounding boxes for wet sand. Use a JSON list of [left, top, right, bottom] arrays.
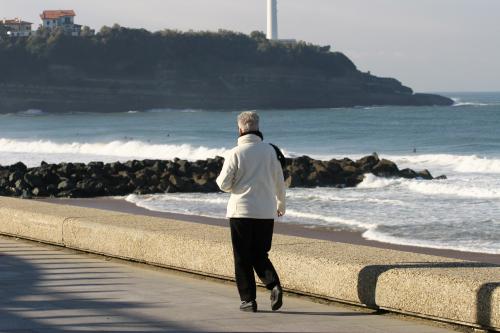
[[39, 197, 500, 265]]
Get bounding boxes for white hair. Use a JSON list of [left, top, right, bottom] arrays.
[[237, 111, 260, 132]]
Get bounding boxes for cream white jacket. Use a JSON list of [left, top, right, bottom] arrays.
[[216, 134, 286, 219]]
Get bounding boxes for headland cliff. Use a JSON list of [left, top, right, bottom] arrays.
[[0, 26, 453, 113]]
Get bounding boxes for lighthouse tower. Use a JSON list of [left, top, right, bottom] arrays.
[[267, 0, 278, 40]]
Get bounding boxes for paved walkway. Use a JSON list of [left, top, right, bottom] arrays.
[[0, 236, 458, 332]]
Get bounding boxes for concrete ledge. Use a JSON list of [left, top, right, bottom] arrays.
[[0, 197, 498, 331]]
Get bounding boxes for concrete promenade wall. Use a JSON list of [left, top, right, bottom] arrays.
[[1, 197, 498, 331]]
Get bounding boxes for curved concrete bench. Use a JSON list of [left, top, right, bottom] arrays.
[[1, 197, 498, 331]]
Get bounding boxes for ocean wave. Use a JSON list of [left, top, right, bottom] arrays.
[[453, 102, 490, 107], [404, 181, 500, 199], [451, 97, 491, 107], [126, 193, 227, 205], [388, 153, 500, 174], [285, 209, 375, 230], [363, 228, 500, 254], [356, 174, 401, 189], [358, 174, 500, 199], [0, 138, 228, 161], [17, 109, 46, 116], [288, 188, 407, 206]]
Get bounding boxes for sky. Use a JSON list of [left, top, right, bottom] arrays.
[[2, 0, 499, 92]]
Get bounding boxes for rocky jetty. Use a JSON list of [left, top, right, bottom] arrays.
[[0, 154, 445, 199]]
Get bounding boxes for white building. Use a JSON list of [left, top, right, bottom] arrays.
[[40, 10, 82, 36], [0, 18, 32, 37]]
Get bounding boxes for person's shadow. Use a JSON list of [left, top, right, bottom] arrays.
[[357, 262, 500, 330]]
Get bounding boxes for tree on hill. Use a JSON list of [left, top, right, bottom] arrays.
[[0, 25, 357, 81]]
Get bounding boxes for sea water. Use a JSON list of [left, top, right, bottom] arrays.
[[0, 92, 499, 254]]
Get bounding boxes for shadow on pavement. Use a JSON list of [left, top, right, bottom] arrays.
[[0, 239, 196, 332]]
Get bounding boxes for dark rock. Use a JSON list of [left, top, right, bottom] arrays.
[[435, 175, 447, 180], [285, 174, 302, 188], [24, 172, 44, 188], [165, 185, 178, 193], [9, 171, 24, 184], [108, 161, 125, 173], [58, 163, 76, 176], [417, 169, 433, 180], [339, 158, 355, 168], [177, 160, 190, 175], [57, 180, 75, 191], [341, 165, 359, 175], [8, 162, 27, 173], [399, 168, 419, 179], [88, 161, 104, 169], [346, 174, 365, 187], [169, 175, 192, 192], [372, 159, 399, 177], [355, 153, 380, 172], [150, 161, 167, 173], [32, 187, 48, 197], [326, 160, 342, 174], [124, 160, 143, 172], [46, 184, 57, 195], [169, 174, 185, 189], [20, 189, 32, 199], [15, 179, 29, 191]]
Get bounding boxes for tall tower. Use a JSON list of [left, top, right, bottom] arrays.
[[267, 0, 278, 40]]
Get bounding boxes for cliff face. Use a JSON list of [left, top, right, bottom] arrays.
[[0, 66, 452, 113]]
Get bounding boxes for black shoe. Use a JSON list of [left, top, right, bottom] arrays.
[[271, 284, 283, 311], [240, 300, 257, 312]]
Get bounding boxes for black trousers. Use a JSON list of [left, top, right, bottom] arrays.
[[229, 218, 280, 302]]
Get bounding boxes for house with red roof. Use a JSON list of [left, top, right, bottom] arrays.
[[40, 10, 82, 36], [0, 18, 32, 37]]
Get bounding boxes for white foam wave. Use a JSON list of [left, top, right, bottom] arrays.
[[126, 193, 227, 206], [388, 154, 500, 174], [451, 97, 491, 107], [453, 102, 489, 107], [404, 181, 500, 199], [356, 174, 401, 189], [288, 189, 407, 206], [286, 209, 375, 230], [358, 174, 500, 199], [125, 193, 228, 220], [17, 109, 46, 116], [363, 228, 500, 254], [0, 138, 228, 162]]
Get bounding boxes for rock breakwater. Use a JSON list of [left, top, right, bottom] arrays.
[[0, 154, 444, 198]]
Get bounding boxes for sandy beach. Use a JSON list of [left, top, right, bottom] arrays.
[[38, 197, 500, 265]]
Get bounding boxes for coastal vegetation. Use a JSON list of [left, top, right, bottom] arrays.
[[0, 25, 355, 80]]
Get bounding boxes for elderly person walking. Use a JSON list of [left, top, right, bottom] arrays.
[[216, 111, 286, 312]]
